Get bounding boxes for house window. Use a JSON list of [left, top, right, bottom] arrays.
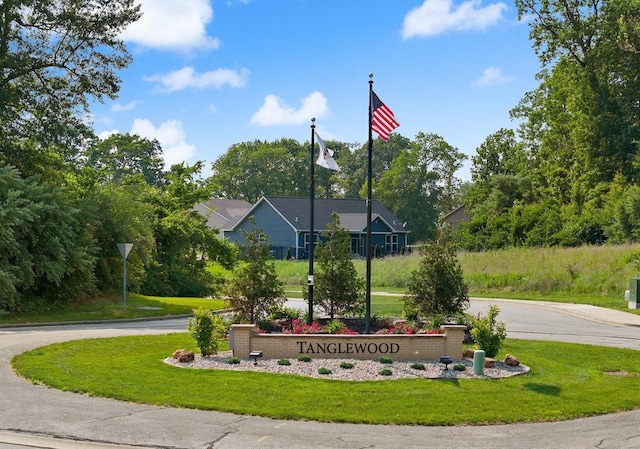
[[304, 232, 319, 251], [351, 236, 364, 257], [386, 234, 398, 253]]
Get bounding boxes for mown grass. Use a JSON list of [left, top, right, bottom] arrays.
[[0, 294, 227, 325], [12, 333, 640, 425]]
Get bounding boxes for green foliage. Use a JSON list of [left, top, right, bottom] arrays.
[[313, 212, 365, 319], [225, 222, 284, 323], [410, 362, 426, 370], [268, 305, 300, 321], [403, 236, 469, 318], [317, 367, 332, 375], [297, 355, 312, 362], [0, 164, 97, 311], [376, 133, 466, 243], [187, 308, 228, 356], [0, 1, 140, 178], [339, 361, 355, 369], [453, 364, 466, 371], [470, 305, 507, 358], [379, 356, 393, 364], [277, 359, 291, 366], [378, 368, 393, 376], [227, 357, 240, 364]]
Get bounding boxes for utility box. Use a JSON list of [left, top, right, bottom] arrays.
[[628, 278, 640, 309]]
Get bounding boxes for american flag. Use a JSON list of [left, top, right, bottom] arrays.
[[371, 91, 399, 141]]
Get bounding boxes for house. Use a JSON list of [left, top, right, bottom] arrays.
[[223, 196, 410, 260], [441, 204, 468, 230], [193, 198, 252, 238]]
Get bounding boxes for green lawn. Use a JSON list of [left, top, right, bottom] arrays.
[[0, 294, 227, 325], [12, 333, 640, 425]]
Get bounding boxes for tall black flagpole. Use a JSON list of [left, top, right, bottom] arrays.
[[307, 118, 316, 325], [366, 74, 374, 334]]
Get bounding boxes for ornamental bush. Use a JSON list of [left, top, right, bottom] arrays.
[[471, 305, 507, 358], [187, 308, 228, 356]]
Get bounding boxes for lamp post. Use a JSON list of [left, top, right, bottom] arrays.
[[117, 243, 133, 311]]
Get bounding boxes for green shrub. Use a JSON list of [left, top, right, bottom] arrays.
[[297, 354, 312, 362], [187, 308, 228, 356], [470, 305, 507, 358], [453, 364, 466, 371], [378, 368, 393, 376], [277, 358, 291, 366], [340, 361, 355, 369], [318, 367, 332, 375], [325, 318, 346, 334], [410, 362, 426, 370], [227, 357, 240, 364], [379, 356, 393, 364], [268, 305, 300, 321]]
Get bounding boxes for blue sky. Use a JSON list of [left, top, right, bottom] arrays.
[[90, 0, 541, 181]]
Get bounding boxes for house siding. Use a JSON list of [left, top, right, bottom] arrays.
[[225, 201, 297, 253]]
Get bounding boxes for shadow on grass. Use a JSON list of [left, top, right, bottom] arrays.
[[524, 382, 561, 396]]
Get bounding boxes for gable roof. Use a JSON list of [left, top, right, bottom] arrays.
[[228, 196, 409, 233], [198, 198, 252, 221]]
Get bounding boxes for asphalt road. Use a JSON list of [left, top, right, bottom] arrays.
[[1, 299, 639, 449]]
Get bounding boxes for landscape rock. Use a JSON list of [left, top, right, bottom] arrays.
[[484, 357, 496, 368], [462, 349, 475, 358], [505, 354, 520, 366], [173, 349, 195, 363]]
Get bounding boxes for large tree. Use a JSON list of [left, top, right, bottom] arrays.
[[0, 0, 141, 176], [376, 133, 466, 243]]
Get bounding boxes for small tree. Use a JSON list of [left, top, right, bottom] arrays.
[[225, 221, 284, 323], [403, 234, 469, 318], [187, 308, 228, 356], [471, 305, 506, 358], [313, 212, 364, 319]]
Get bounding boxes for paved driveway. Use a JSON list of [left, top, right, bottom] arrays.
[[1, 300, 639, 449]]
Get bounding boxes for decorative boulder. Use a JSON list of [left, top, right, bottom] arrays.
[[484, 357, 496, 368], [173, 349, 195, 363], [505, 354, 520, 366], [462, 349, 475, 358]]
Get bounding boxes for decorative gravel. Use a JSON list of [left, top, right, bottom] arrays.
[[165, 351, 530, 381]]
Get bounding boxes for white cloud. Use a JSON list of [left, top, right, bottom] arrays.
[[144, 66, 249, 93], [250, 92, 329, 126], [131, 118, 196, 167], [402, 0, 507, 38], [98, 129, 119, 140], [122, 0, 221, 51], [111, 100, 140, 112], [473, 66, 512, 86]]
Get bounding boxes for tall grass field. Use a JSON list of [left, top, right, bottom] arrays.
[[276, 244, 640, 312]]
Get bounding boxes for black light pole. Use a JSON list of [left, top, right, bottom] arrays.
[[365, 74, 374, 334], [307, 118, 316, 325]]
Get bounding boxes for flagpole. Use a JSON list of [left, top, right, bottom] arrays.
[[307, 118, 316, 325], [365, 74, 374, 334]]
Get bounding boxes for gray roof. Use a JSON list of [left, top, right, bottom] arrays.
[[229, 196, 409, 233], [199, 198, 252, 221]]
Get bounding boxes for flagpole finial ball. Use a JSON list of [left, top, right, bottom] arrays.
[[311, 117, 315, 123], [369, 72, 373, 78]]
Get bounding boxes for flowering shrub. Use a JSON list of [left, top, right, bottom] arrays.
[[376, 322, 415, 334], [425, 328, 445, 335], [286, 319, 323, 334]]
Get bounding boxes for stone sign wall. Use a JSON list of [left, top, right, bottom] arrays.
[[230, 324, 466, 361]]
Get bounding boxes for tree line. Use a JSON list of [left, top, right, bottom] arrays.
[[3, 0, 640, 313]]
